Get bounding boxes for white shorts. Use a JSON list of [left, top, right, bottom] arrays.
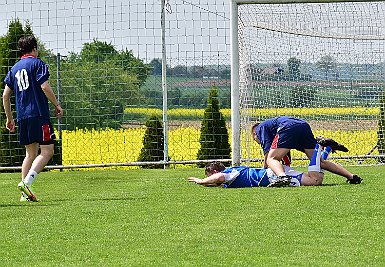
[[266, 166, 303, 187]]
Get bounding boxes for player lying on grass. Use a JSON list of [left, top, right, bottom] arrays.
[[188, 139, 362, 188]]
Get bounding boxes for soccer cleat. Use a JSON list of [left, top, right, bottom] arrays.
[[20, 192, 31, 202], [347, 174, 363, 184], [267, 175, 291, 187], [316, 137, 349, 152], [17, 181, 38, 202]]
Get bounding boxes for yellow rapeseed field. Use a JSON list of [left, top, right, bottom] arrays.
[[61, 107, 380, 166], [62, 127, 203, 165], [62, 128, 378, 166], [125, 107, 378, 118]]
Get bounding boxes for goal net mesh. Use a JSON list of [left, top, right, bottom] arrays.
[[237, 1, 385, 166]]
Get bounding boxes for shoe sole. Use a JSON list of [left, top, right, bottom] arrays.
[[348, 178, 363, 184], [317, 137, 349, 152], [17, 183, 38, 202], [20, 196, 31, 202], [267, 179, 291, 188]]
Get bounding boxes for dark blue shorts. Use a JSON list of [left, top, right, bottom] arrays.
[[18, 117, 56, 145], [271, 122, 316, 152]]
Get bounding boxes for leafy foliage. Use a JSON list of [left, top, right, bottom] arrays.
[[316, 55, 337, 80], [287, 57, 301, 79], [149, 58, 162, 76], [197, 87, 231, 166], [59, 40, 150, 130], [138, 115, 165, 168]]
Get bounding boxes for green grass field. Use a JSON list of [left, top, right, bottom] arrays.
[[0, 166, 384, 266]]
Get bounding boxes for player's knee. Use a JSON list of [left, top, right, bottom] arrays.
[[267, 156, 283, 165], [311, 175, 324, 186], [320, 160, 328, 169], [25, 151, 38, 159], [40, 145, 54, 159]]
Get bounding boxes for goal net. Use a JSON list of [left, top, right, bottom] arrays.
[[232, 0, 385, 166]]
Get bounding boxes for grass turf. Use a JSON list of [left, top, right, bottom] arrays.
[[0, 166, 384, 266]]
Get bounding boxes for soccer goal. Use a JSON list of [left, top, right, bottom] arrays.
[[231, 0, 385, 166]]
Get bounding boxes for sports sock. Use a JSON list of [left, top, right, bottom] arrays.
[[321, 146, 332, 160], [24, 170, 38, 187], [308, 144, 322, 172]]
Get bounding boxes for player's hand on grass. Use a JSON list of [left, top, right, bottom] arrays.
[[188, 177, 203, 184]]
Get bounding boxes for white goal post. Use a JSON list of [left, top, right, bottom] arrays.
[[231, 0, 385, 166]]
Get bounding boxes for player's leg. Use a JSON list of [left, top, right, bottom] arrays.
[[312, 140, 362, 184], [21, 142, 39, 181], [266, 124, 309, 187], [24, 118, 55, 185], [301, 145, 324, 186], [320, 160, 353, 179], [317, 137, 362, 184], [29, 144, 54, 174], [18, 118, 55, 201], [304, 144, 352, 178], [266, 148, 290, 176], [18, 144, 54, 202], [266, 148, 292, 187], [17, 119, 40, 201], [321, 155, 364, 184], [321, 145, 333, 160], [18, 143, 40, 201]]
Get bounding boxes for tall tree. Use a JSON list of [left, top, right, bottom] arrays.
[[287, 57, 301, 80], [80, 39, 118, 63], [316, 55, 337, 80], [149, 58, 162, 76], [119, 48, 150, 87], [137, 115, 165, 168], [197, 87, 231, 167], [171, 65, 188, 77]]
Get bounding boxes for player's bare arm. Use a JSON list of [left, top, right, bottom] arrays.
[[2, 85, 15, 132], [41, 81, 63, 118], [188, 172, 225, 186]]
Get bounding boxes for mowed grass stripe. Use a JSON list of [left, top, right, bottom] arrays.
[[0, 166, 383, 266]]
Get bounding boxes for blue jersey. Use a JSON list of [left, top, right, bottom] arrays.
[[222, 166, 303, 188], [256, 116, 315, 154], [222, 166, 270, 188], [4, 55, 50, 121]]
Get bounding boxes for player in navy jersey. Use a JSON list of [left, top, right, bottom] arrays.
[[251, 116, 362, 186], [189, 142, 342, 188], [3, 35, 63, 202]]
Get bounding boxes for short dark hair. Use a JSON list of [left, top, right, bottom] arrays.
[[251, 123, 260, 134], [18, 35, 38, 55], [205, 161, 226, 176]]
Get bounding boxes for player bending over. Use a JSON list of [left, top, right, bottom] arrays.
[[188, 141, 361, 188], [251, 116, 362, 186]]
